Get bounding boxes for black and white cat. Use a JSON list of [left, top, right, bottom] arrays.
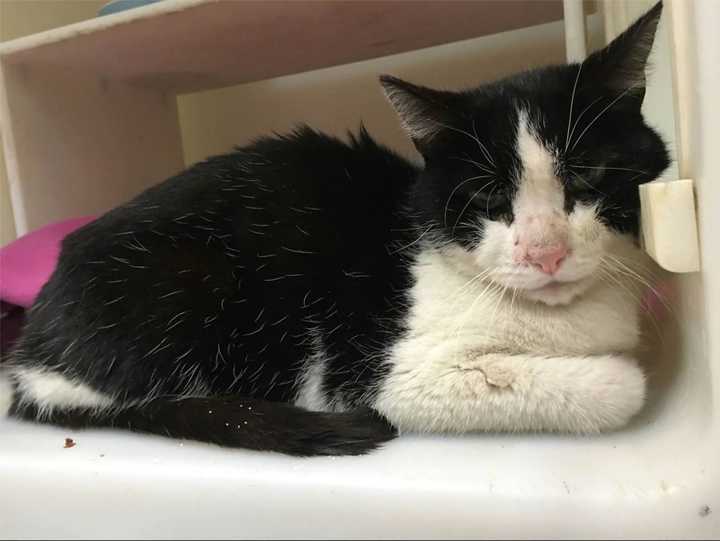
[[0, 3, 669, 456]]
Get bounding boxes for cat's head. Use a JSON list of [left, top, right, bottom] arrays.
[[382, 1, 669, 306]]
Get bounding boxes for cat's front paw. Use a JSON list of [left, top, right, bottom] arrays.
[[568, 354, 647, 432], [456, 352, 647, 433], [516, 353, 647, 433]]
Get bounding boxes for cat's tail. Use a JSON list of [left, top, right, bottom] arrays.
[[2, 377, 396, 456]]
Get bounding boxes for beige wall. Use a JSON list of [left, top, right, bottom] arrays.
[[0, 0, 104, 40], [0, 0, 104, 244], [178, 19, 568, 165]]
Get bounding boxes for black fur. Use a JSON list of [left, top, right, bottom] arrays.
[[11, 396, 396, 456], [5, 3, 667, 455], [8, 127, 416, 455]]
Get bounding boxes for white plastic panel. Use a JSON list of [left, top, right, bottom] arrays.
[[640, 178, 700, 273]]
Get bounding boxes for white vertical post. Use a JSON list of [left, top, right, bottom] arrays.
[[563, 0, 587, 62], [666, 0, 693, 179]]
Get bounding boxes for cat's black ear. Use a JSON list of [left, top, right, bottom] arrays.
[[583, 1, 662, 101], [380, 75, 460, 152]]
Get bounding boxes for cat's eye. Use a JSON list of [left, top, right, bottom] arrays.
[[566, 172, 603, 198], [471, 190, 506, 212]]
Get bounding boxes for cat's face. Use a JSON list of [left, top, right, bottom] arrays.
[[383, 2, 668, 305]]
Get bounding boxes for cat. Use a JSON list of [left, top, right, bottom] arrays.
[[0, 2, 668, 456]]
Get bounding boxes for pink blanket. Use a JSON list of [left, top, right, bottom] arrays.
[[0, 216, 96, 308]]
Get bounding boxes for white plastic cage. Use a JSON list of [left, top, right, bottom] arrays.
[[0, 0, 717, 538]]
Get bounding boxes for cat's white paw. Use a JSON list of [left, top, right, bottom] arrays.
[[559, 354, 647, 433], [376, 352, 646, 435], [492, 352, 647, 434]]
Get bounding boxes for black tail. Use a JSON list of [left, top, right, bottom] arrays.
[[12, 396, 397, 456]]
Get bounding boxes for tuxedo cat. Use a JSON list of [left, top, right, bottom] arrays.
[[1, 3, 668, 456]]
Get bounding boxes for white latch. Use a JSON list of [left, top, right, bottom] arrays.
[[639, 178, 700, 273]]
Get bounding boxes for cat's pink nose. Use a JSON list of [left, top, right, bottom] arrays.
[[527, 245, 568, 275]]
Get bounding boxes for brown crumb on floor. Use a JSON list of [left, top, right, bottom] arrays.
[[64, 438, 76, 449]]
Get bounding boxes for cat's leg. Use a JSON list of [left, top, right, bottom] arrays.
[[375, 351, 646, 434], [4, 335, 395, 456], [4, 362, 395, 456]]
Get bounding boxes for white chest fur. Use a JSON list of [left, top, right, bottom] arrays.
[[398, 248, 641, 358], [374, 246, 648, 435]]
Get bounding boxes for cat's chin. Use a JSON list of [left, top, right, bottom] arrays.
[[521, 277, 593, 306]]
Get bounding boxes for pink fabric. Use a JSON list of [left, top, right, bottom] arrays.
[[0, 216, 96, 308]]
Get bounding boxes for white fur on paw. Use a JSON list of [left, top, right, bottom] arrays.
[[376, 352, 646, 435], [577, 354, 646, 432], [513, 353, 647, 433]]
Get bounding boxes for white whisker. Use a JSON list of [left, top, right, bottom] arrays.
[[452, 180, 497, 235], [435, 121, 496, 168], [447, 268, 495, 310], [603, 255, 674, 315], [485, 184, 500, 215], [389, 224, 434, 255], [450, 156, 495, 175], [565, 63, 583, 152], [597, 264, 665, 344], [443, 175, 494, 228], [570, 84, 640, 152], [472, 118, 497, 168], [569, 164, 650, 176], [569, 170, 607, 196], [566, 96, 604, 153]]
